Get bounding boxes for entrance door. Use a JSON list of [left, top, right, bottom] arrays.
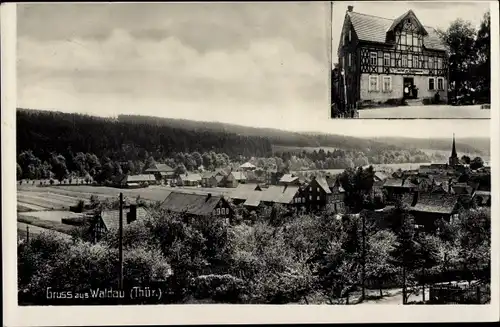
[[403, 77, 415, 99]]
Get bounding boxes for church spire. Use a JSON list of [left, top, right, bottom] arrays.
[[451, 133, 457, 158]]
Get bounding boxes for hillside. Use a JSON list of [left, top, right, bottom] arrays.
[[17, 109, 490, 161]]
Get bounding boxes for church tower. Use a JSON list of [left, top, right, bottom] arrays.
[[448, 133, 459, 166]]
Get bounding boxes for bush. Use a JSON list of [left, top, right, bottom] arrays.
[[49, 179, 54, 185], [189, 274, 247, 303]]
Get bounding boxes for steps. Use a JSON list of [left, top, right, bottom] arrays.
[[406, 98, 423, 106]]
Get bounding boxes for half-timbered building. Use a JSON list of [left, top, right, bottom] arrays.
[[337, 6, 448, 107]]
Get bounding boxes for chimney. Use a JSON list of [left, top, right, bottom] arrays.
[[206, 193, 212, 201], [347, 5, 354, 12]]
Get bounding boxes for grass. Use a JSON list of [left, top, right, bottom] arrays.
[[17, 215, 75, 235]]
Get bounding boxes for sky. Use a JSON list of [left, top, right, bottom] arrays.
[[332, 0, 491, 64], [16, 2, 491, 139]]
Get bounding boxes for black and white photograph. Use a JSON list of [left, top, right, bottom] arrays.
[[331, 1, 492, 119], [1, 1, 499, 326]]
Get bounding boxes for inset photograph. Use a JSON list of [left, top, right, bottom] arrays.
[[331, 1, 491, 119]]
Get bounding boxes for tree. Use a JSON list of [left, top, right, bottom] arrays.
[[17, 163, 23, 180], [460, 155, 471, 165], [365, 230, 398, 297], [470, 156, 484, 170], [474, 11, 491, 101], [438, 19, 478, 97], [175, 164, 187, 175], [50, 154, 69, 182]]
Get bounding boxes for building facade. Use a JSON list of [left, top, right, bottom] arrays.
[[337, 6, 449, 107]]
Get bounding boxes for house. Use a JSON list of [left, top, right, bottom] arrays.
[[336, 6, 448, 108], [325, 175, 346, 213], [278, 174, 301, 186], [383, 178, 418, 202], [94, 205, 150, 241], [239, 162, 257, 171], [409, 193, 460, 232], [145, 163, 175, 183], [221, 171, 247, 188], [229, 183, 304, 209], [160, 191, 233, 223], [115, 174, 157, 188], [302, 177, 334, 211], [177, 173, 202, 187]]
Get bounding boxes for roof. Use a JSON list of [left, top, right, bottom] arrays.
[[229, 183, 300, 205], [145, 163, 174, 173], [239, 162, 256, 169], [230, 171, 247, 181], [100, 207, 151, 231], [374, 171, 388, 181], [410, 194, 458, 214], [383, 178, 417, 188], [160, 192, 225, 216], [347, 11, 446, 51], [279, 174, 299, 183], [126, 174, 156, 183], [315, 177, 332, 194], [202, 171, 214, 179], [179, 173, 202, 182], [474, 190, 491, 197]]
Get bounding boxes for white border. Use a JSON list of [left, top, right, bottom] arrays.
[[3, 1, 500, 325]]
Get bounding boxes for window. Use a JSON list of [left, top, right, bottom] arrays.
[[368, 75, 379, 92], [302, 197, 305, 203], [382, 76, 392, 92], [428, 77, 435, 90], [408, 54, 412, 68], [402, 55, 408, 67], [309, 186, 312, 191], [348, 53, 352, 67], [317, 196, 320, 201], [414, 55, 420, 68], [437, 57, 443, 69], [349, 30, 351, 42], [438, 77, 444, 90], [216, 208, 220, 215], [370, 52, 377, 65], [309, 195, 312, 201], [429, 57, 434, 69], [383, 53, 390, 66]]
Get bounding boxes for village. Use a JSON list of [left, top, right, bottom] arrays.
[[18, 134, 490, 241]]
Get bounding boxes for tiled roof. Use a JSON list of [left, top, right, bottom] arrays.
[[411, 193, 458, 214], [101, 207, 151, 231], [160, 192, 224, 216], [347, 11, 446, 51]]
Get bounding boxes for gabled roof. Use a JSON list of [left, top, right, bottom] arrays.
[[160, 192, 225, 216], [315, 177, 332, 194], [387, 10, 428, 35], [101, 207, 151, 231], [145, 163, 174, 173], [346, 11, 446, 51], [202, 171, 214, 179], [410, 194, 459, 214]]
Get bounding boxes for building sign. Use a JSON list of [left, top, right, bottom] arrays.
[[389, 68, 429, 75]]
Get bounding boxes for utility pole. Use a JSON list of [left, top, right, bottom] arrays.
[[118, 192, 124, 290], [26, 225, 29, 243]]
